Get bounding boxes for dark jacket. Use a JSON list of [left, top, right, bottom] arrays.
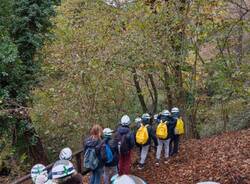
[[116, 125, 135, 151], [159, 115, 177, 139], [83, 137, 103, 168], [168, 117, 177, 139], [102, 137, 119, 167]]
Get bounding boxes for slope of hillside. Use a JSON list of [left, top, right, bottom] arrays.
[[4, 128, 249, 183], [133, 129, 250, 184], [82, 128, 250, 184]]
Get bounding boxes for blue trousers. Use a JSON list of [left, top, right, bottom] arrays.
[[90, 167, 103, 184]]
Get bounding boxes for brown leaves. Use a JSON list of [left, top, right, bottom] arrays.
[[131, 129, 250, 184]]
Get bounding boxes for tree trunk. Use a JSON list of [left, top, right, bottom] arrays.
[[163, 63, 173, 109], [148, 73, 158, 113], [132, 67, 148, 113], [171, 0, 187, 108], [189, 99, 200, 139], [221, 102, 229, 131], [236, 0, 244, 66]]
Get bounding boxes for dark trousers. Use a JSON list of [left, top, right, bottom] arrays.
[[170, 134, 179, 156]]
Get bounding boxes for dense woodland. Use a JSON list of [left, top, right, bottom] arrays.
[[0, 0, 249, 179]]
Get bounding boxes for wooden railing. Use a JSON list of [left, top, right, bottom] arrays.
[[12, 149, 90, 184]]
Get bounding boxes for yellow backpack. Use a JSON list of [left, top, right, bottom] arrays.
[[136, 124, 149, 145], [156, 121, 168, 139], [175, 118, 184, 135]]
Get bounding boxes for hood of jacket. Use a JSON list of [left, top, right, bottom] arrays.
[[84, 137, 100, 148], [117, 126, 130, 135]]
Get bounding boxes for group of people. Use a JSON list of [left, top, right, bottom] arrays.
[[30, 107, 184, 184], [31, 147, 83, 184]]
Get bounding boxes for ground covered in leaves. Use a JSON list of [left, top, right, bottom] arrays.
[[5, 128, 250, 184], [83, 128, 250, 184], [132, 129, 250, 184]]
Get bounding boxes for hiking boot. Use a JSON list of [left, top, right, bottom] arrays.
[[138, 163, 144, 170], [155, 160, 160, 167]]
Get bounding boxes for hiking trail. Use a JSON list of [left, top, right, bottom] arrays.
[[81, 129, 250, 184]]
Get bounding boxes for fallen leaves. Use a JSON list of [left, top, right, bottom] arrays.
[[131, 129, 250, 184]]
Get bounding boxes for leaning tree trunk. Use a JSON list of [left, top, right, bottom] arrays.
[[148, 73, 158, 114], [132, 67, 148, 113]]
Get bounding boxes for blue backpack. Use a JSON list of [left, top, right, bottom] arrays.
[[83, 148, 99, 170], [101, 143, 113, 164]]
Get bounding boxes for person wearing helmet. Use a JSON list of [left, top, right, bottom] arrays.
[[31, 164, 48, 183], [51, 160, 82, 184], [35, 174, 55, 184], [155, 110, 173, 166], [83, 124, 103, 184], [137, 113, 158, 170], [111, 174, 147, 184], [115, 115, 135, 175], [170, 107, 180, 156], [47, 147, 74, 180], [101, 128, 119, 184], [135, 117, 142, 130], [154, 114, 161, 124], [152, 113, 161, 134], [59, 147, 72, 161]]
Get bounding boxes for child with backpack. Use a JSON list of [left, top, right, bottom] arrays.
[[170, 107, 184, 156], [155, 110, 172, 166], [116, 115, 135, 175], [83, 124, 103, 184], [101, 128, 119, 184], [136, 113, 158, 170]]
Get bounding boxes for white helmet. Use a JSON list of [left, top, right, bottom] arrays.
[[51, 160, 75, 179], [171, 107, 179, 113], [112, 175, 147, 184], [153, 114, 158, 120], [120, 115, 131, 126], [35, 174, 48, 184], [197, 182, 220, 184], [59, 147, 72, 160], [31, 164, 47, 183], [103, 128, 113, 137], [161, 110, 171, 116], [141, 113, 150, 119], [113, 175, 135, 184], [135, 117, 142, 123]]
